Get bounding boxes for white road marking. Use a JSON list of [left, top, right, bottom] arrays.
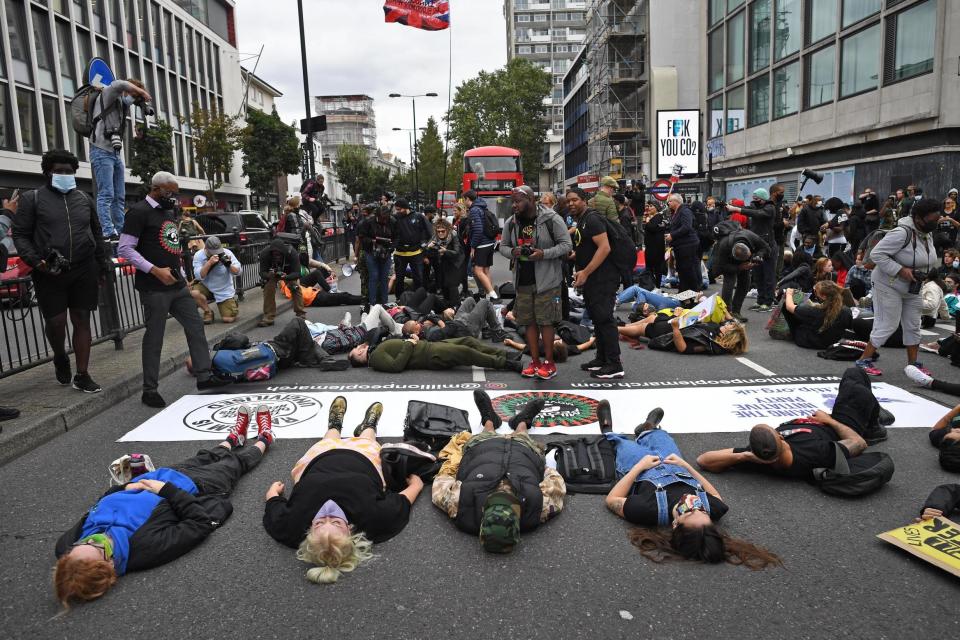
[[920, 329, 939, 336], [472, 366, 486, 382], [935, 324, 956, 332], [736, 357, 776, 377]]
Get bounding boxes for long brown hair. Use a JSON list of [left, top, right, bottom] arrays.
[[811, 280, 844, 332], [627, 524, 782, 570], [813, 256, 832, 282], [714, 322, 748, 355]]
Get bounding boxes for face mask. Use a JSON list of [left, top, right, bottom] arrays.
[[50, 174, 76, 193], [953, 260, 958, 269], [674, 494, 706, 519], [804, 245, 815, 255], [313, 499, 348, 523], [158, 191, 179, 210], [918, 216, 940, 233]]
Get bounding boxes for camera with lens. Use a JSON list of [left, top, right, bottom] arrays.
[[519, 245, 535, 258], [45, 249, 71, 275], [134, 98, 155, 117], [908, 271, 927, 295], [110, 133, 123, 151], [218, 253, 232, 269]]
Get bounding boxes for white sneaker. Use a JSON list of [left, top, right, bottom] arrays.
[[340, 311, 352, 327], [904, 364, 933, 388], [487, 290, 499, 300], [746, 288, 758, 298]]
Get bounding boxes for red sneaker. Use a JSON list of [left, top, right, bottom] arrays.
[[521, 359, 541, 378], [227, 405, 250, 448], [255, 404, 274, 445], [535, 361, 557, 380]]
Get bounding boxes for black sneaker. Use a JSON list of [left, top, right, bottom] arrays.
[[197, 374, 233, 390], [864, 424, 888, 445], [54, 353, 71, 385], [596, 399, 613, 434], [473, 390, 502, 429], [142, 391, 166, 408], [877, 407, 895, 427], [591, 363, 625, 379], [0, 406, 20, 422], [508, 396, 546, 430], [635, 407, 664, 435], [580, 358, 604, 372], [354, 401, 383, 436], [72, 372, 102, 393]]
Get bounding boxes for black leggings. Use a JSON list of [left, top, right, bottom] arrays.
[[829, 367, 880, 436], [171, 445, 263, 495]]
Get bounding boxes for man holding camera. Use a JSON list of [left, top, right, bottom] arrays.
[[89, 78, 152, 240], [712, 225, 770, 323], [728, 188, 779, 312], [190, 236, 240, 325], [119, 172, 228, 408], [258, 238, 306, 327], [13, 149, 109, 393]]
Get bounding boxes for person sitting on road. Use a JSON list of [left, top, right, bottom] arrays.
[[351, 333, 524, 374], [781, 281, 853, 350], [697, 368, 892, 481], [308, 304, 413, 358], [421, 297, 506, 342], [190, 236, 241, 325], [263, 398, 423, 584], [618, 313, 748, 355], [54, 406, 274, 608], [603, 407, 781, 569], [432, 391, 565, 553], [916, 484, 960, 523], [913, 402, 960, 472]]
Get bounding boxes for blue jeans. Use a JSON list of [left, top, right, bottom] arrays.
[[617, 285, 678, 311], [90, 145, 126, 236], [365, 252, 390, 305]]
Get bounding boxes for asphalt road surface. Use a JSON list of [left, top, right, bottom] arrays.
[[2, 255, 958, 640]]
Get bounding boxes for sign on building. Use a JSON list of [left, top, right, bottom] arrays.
[[656, 110, 700, 177]]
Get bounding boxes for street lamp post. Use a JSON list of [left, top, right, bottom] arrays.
[[389, 92, 437, 210], [297, 0, 315, 178], [392, 127, 425, 197]]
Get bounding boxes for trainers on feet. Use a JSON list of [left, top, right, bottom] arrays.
[[596, 399, 613, 434], [877, 407, 895, 426], [197, 374, 233, 390], [864, 424, 888, 445], [354, 401, 383, 436], [580, 358, 604, 372], [635, 407, 665, 435], [755, 304, 772, 313], [0, 406, 20, 422], [910, 361, 933, 376], [521, 360, 541, 378], [227, 405, 250, 448], [918, 342, 940, 354], [856, 358, 883, 376], [591, 363, 625, 379], [509, 397, 545, 430], [54, 354, 71, 385], [72, 372, 102, 393], [747, 303, 762, 312], [340, 312, 352, 328], [328, 396, 347, 432], [255, 404, 274, 445], [535, 362, 557, 380], [202, 310, 214, 325], [473, 390, 502, 429], [904, 364, 933, 388]]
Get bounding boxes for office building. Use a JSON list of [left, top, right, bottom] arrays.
[[704, 0, 960, 202], [313, 94, 378, 165], [0, 0, 250, 209]]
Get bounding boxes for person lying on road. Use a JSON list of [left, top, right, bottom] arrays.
[[915, 484, 960, 523], [349, 334, 524, 374]]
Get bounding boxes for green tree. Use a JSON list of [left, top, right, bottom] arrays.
[[365, 165, 392, 198], [447, 58, 551, 185], [415, 117, 447, 204], [129, 120, 174, 195], [241, 107, 301, 206], [191, 104, 242, 200], [333, 144, 371, 201]]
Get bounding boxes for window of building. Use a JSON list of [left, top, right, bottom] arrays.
[[0, 13, 6, 79], [175, 20, 186, 75], [807, 0, 837, 45], [212, 44, 221, 92], [195, 32, 205, 84], [113, 45, 126, 79], [96, 36, 108, 62], [805, 44, 835, 107], [156, 71, 167, 120], [728, 0, 745, 11], [518, 45, 531, 54], [842, 0, 879, 28], [840, 23, 879, 97], [151, 3, 161, 62], [165, 11, 175, 68], [5, 0, 34, 84], [773, 60, 799, 118], [16, 87, 39, 153], [535, 44, 548, 53], [726, 85, 744, 132], [52, 0, 68, 15], [111, 0, 123, 42], [0, 84, 12, 149], [748, 74, 769, 126], [886, 0, 935, 84], [516, 14, 530, 22], [124, 0, 136, 49], [138, 0, 148, 54], [774, 0, 801, 61], [534, 13, 547, 21], [709, 0, 724, 26], [73, 0, 88, 26], [42, 94, 64, 150], [92, 0, 107, 35], [708, 29, 724, 93], [77, 28, 92, 77], [708, 95, 724, 138], [170, 76, 180, 127], [727, 11, 745, 83], [554, 12, 567, 21], [555, 44, 569, 52], [32, 9, 57, 92], [180, 78, 189, 130], [749, 0, 771, 74]]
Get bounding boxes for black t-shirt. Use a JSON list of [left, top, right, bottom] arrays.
[[790, 304, 853, 350], [732, 420, 849, 480], [574, 211, 615, 278], [122, 200, 184, 292], [516, 216, 537, 287], [623, 481, 728, 526]]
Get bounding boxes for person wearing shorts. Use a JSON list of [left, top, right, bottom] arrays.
[[190, 236, 240, 324], [499, 185, 572, 380], [466, 190, 498, 299]]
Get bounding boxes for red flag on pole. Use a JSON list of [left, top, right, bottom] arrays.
[[384, 1, 450, 31]]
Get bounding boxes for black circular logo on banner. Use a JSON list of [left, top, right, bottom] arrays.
[[492, 392, 598, 428], [183, 394, 322, 434]]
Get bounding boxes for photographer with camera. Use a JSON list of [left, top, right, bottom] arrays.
[[855, 198, 941, 377], [712, 224, 771, 324], [727, 188, 779, 312], [88, 79, 152, 240], [190, 236, 240, 325], [12, 149, 109, 393], [357, 206, 397, 306], [258, 238, 306, 327], [424, 218, 463, 305]]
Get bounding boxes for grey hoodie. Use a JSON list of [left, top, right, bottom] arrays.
[[499, 203, 572, 293], [870, 216, 937, 295]]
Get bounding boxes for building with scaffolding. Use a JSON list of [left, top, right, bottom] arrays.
[[313, 94, 378, 164], [563, 0, 705, 195]]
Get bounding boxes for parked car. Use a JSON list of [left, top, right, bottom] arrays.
[[192, 210, 272, 245]]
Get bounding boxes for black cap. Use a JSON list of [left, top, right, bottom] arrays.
[[395, 198, 410, 209]]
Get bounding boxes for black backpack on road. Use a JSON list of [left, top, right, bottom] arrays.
[[812, 443, 895, 497], [545, 435, 617, 494]]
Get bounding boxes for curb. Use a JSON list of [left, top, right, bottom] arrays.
[[0, 300, 292, 467]]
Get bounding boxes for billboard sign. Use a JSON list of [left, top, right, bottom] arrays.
[[657, 110, 700, 177]]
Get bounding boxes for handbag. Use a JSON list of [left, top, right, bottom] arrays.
[[403, 400, 471, 453]]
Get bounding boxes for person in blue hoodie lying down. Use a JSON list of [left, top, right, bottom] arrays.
[[53, 405, 274, 609]]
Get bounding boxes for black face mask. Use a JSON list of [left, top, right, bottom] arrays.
[[917, 215, 940, 233]]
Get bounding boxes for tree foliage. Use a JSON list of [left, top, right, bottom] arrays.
[[241, 107, 301, 200], [446, 58, 551, 185], [333, 144, 372, 200], [129, 120, 174, 195], [415, 117, 447, 204], [191, 104, 242, 200]]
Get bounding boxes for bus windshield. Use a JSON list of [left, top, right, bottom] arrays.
[[464, 156, 521, 174]]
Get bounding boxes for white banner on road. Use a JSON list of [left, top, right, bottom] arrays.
[[117, 383, 946, 442]]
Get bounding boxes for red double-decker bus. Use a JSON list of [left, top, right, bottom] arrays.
[[462, 146, 523, 221]]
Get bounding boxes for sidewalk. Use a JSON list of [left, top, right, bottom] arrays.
[[0, 286, 290, 466]]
